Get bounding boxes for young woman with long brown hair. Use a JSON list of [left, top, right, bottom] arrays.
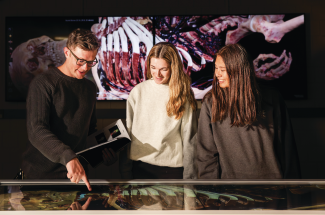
[[119, 42, 198, 179], [197, 43, 301, 179]]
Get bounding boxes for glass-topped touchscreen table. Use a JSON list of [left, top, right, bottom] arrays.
[[1, 180, 325, 214]]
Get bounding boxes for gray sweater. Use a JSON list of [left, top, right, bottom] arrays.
[[22, 67, 97, 179], [197, 88, 301, 179]]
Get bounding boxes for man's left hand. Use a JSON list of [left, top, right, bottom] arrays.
[[66, 158, 92, 191]]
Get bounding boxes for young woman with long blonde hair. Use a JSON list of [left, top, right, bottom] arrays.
[[119, 42, 198, 179]]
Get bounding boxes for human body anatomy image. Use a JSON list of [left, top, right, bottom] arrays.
[[8, 14, 305, 100], [4, 183, 325, 210]]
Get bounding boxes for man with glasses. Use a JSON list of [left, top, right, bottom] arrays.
[[22, 29, 116, 191]]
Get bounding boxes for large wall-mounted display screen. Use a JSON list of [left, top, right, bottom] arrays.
[[6, 14, 306, 101]]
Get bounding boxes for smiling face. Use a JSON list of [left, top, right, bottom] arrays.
[[62, 46, 98, 79], [150, 57, 171, 84], [215, 55, 230, 88]]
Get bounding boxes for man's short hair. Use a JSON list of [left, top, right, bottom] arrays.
[[67, 28, 99, 51]]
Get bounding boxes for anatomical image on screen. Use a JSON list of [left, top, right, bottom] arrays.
[[6, 17, 98, 101], [154, 14, 306, 100], [6, 14, 306, 101], [6, 16, 154, 101], [91, 17, 153, 100], [2, 183, 325, 210]]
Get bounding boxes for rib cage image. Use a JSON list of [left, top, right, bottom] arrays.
[[7, 14, 306, 100]]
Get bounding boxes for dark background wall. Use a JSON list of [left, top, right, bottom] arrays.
[[0, 0, 324, 179]]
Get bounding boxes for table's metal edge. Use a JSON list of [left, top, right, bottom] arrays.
[[1, 179, 325, 186]]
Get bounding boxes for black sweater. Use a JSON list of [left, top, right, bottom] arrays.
[[22, 67, 97, 179], [197, 88, 301, 179]]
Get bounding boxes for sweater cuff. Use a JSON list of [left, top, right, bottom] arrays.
[[60, 149, 77, 166]]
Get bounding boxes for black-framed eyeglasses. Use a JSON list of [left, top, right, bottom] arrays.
[[68, 47, 98, 67]]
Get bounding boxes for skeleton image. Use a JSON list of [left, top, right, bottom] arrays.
[[9, 36, 66, 97], [92, 15, 304, 100], [225, 15, 304, 44], [90, 17, 153, 100], [225, 15, 303, 80], [157, 15, 304, 83], [2, 184, 323, 211], [7, 14, 304, 100]]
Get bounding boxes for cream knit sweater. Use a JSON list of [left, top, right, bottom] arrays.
[[120, 79, 198, 179]]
